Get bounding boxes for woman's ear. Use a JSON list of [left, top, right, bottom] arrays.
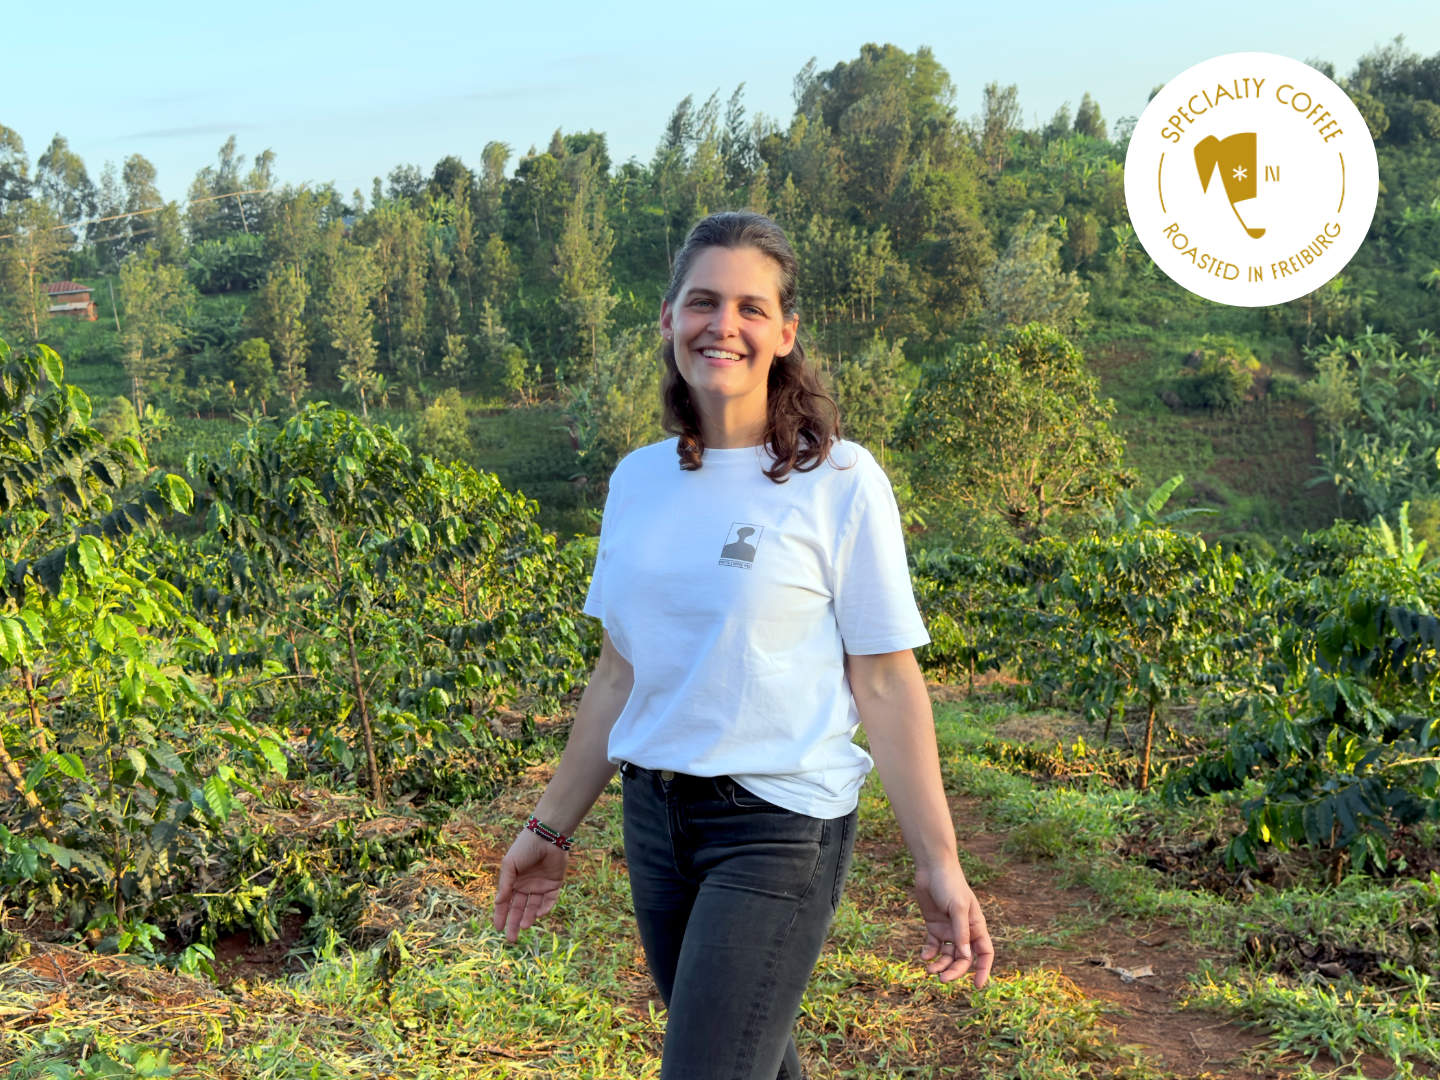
[[660, 300, 673, 341], [776, 313, 799, 357]]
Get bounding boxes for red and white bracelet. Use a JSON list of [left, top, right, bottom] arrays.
[[525, 815, 574, 852]]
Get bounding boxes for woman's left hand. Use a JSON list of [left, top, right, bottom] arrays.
[[911, 860, 994, 988]]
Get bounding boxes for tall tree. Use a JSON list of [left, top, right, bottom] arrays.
[[2, 199, 66, 340], [651, 96, 695, 266], [265, 185, 329, 268], [554, 164, 617, 376], [981, 211, 1089, 336], [90, 160, 126, 259], [121, 154, 181, 261], [476, 233, 517, 313], [118, 251, 196, 416], [324, 243, 381, 419], [35, 134, 96, 229], [980, 82, 1022, 174], [477, 140, 511, 236], [186, 135, 246, 240], [1074, 92, 1108, 140], [256, 263, 311, 410], [720, 83, 757, 195], [357, 199, 428, 377], [0, 125, 29, 215], [449, 177, 477, 326]]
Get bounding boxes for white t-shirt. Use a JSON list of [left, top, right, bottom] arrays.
[[582, 436, 930, 818]]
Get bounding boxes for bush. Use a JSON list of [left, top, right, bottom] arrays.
[[418, 387, 473, 464], [1268, 372, 1302, 402], [1169, 335, 1258, 410]]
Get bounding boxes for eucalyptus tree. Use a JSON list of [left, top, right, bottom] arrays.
[[980, 82, 1022, 175], [981, 211, 1090, 336], [554, 162, 617, 377], [118, 250, 196, 416], [34, 134, 97, 228], [357, 199, 429, 378], [121, 154, 182, 262], [323, 243, 381, 418], [0, 124, 30, 215], [1073, 93, 1108, 140], [255, 262, 310, 410], [1, 199, 66, 340]]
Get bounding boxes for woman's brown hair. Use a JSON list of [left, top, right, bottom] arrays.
[[660, 211, 845, 482]]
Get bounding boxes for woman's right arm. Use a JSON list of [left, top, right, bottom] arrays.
[[492, 629, 633, 943], [530, 628, 635, 834]]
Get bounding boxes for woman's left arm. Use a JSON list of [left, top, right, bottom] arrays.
[[846, 648, 994, 988]]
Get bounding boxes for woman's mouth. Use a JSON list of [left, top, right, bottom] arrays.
[[700, 348, 743, 365]]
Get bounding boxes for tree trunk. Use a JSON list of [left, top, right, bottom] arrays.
[[325, 529, 383, 803], [0, 728, 53, 835], [27, 264, 39, 340], [1140, 700, 1157, 791], [344, 623, 384, 805], [20, 667, 51, 755]]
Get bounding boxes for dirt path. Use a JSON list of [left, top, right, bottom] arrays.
[[927, 794, 1273, 1078], [845, 790, 1404, 1080]]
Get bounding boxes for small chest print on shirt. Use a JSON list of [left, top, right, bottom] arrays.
[[718, 521, 766, 569]]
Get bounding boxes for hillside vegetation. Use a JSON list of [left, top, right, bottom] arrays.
[[1, 36, 1438, 1079]]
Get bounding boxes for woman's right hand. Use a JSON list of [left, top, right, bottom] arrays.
[[492, 829, 571, 943]]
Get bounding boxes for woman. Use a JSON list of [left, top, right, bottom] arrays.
[[492, 211, 993, 1079]]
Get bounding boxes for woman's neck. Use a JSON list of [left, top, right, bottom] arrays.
[[696, 402, 767, 448]]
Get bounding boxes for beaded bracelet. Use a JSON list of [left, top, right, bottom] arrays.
[[525, 815, 574, 852]]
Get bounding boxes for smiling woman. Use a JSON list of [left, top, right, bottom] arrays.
[[660, 244, 798, 447], [493, 210, 993, 1080]]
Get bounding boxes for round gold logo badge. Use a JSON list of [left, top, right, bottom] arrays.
[[1123, 51, 1379, 307]]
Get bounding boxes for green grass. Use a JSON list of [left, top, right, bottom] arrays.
[[1184, 961, 1439, 1079]]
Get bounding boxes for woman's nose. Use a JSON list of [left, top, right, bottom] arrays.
[[708, 303, 739, 336]]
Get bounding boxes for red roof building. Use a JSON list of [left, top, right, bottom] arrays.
[[43, 281, 97, 321]]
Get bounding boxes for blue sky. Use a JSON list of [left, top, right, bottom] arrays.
[[8, 1, 1439, 206]]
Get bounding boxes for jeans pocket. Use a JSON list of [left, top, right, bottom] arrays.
[[724, 776, 777, 810]]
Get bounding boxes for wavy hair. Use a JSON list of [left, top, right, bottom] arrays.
[[660, 211, 845, 482]]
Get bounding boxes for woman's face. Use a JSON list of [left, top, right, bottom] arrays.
[[660, 245, 798, 421]]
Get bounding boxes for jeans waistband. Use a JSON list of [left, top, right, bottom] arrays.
[[619, 761, 678, 782]]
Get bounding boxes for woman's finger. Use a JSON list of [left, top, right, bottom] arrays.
[[968, 904, 995, 988], [492, 861, 514, 933], [504, 885, 534, 942]]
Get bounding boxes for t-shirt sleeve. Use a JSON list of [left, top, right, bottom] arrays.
[[832, 458, 930, 654], [582, 463, 622, 625]]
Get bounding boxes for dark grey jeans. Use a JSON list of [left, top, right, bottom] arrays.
[[619, 760, 858, 1080]]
